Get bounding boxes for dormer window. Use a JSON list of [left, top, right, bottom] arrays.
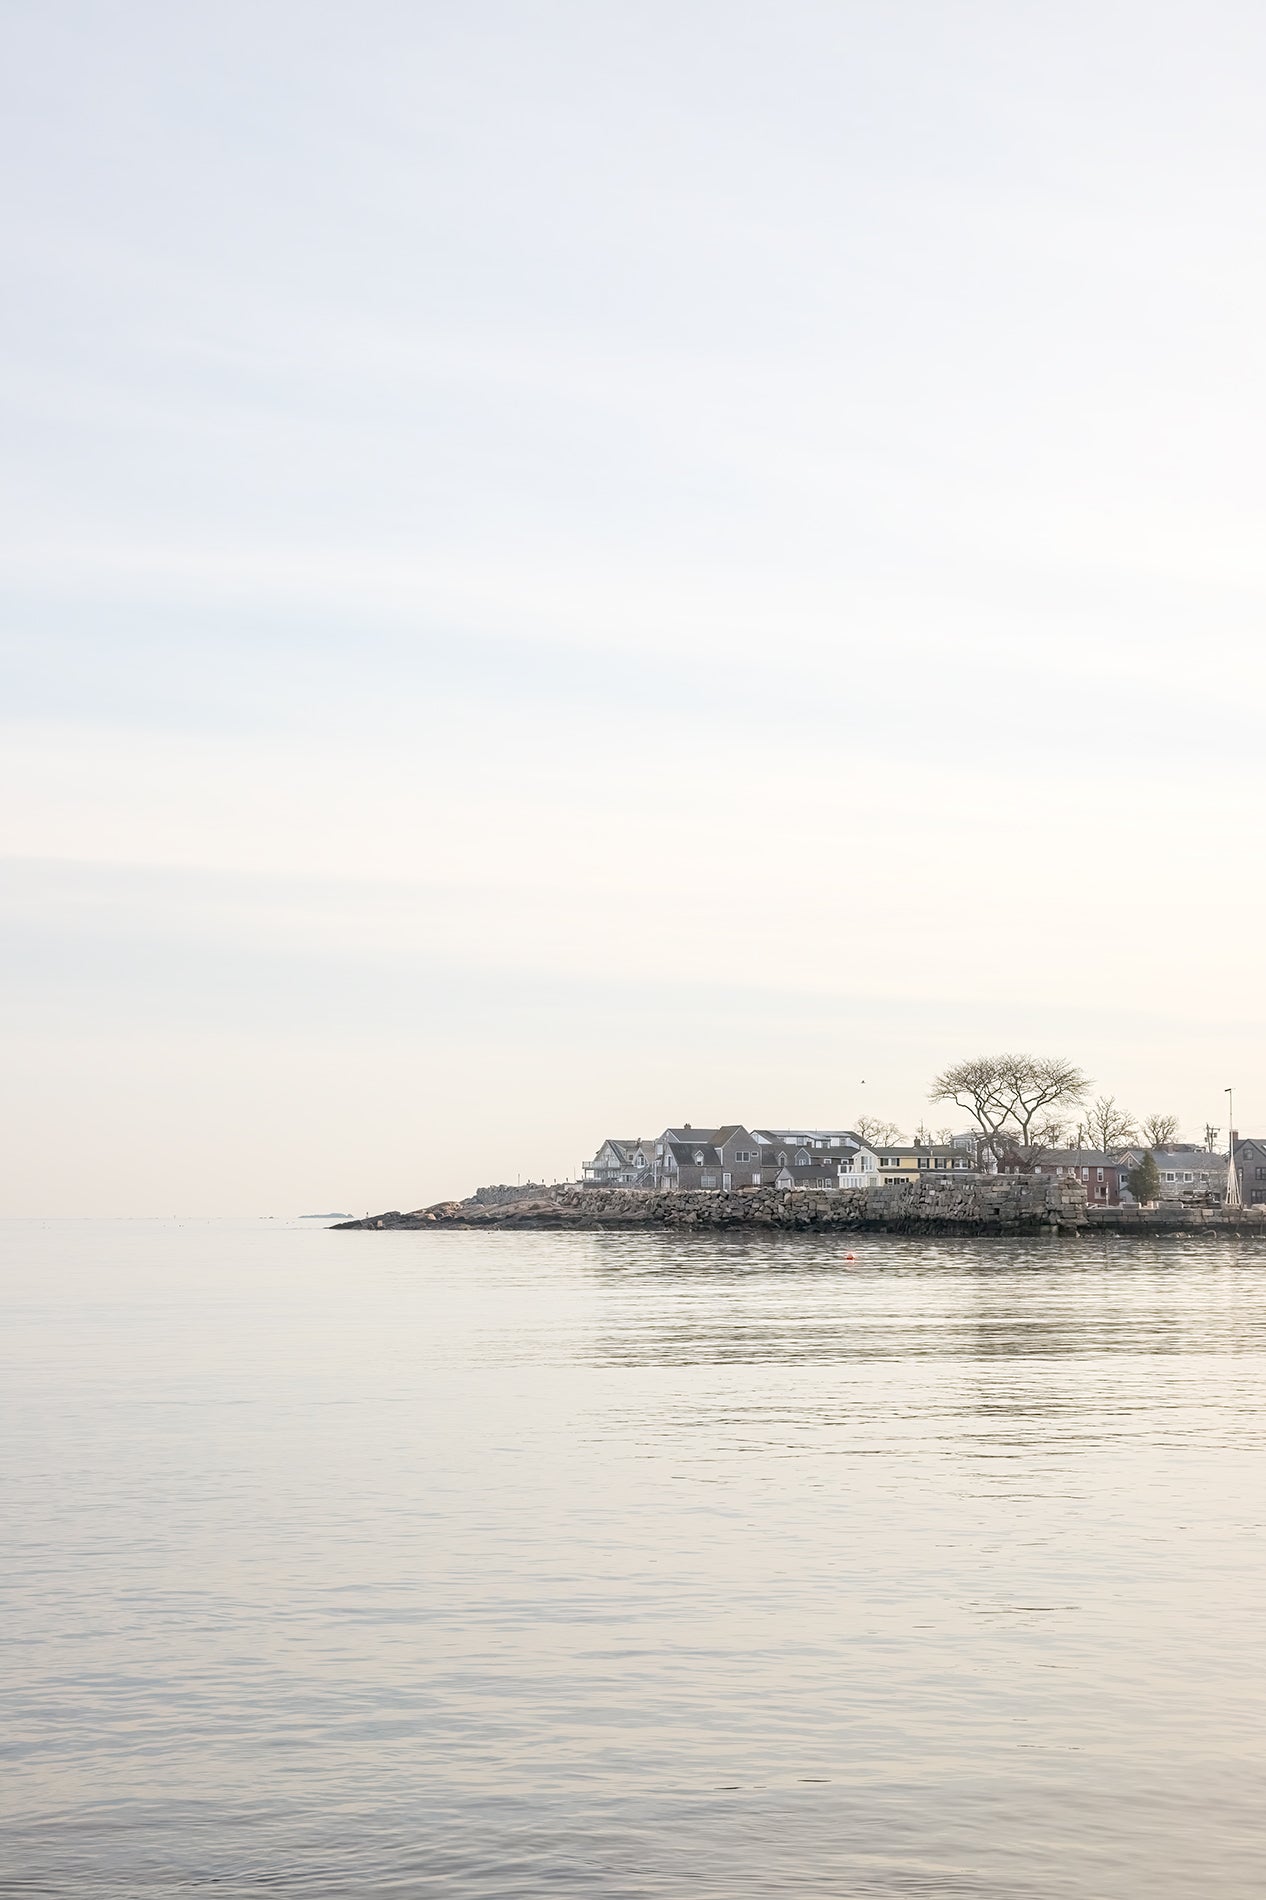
[[778, 1152, 787, 1166], [694, 1150, 705, 1164], [796, 1149, 810, 1165]]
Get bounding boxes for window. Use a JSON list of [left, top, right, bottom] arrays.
[[778, 1152, 787, 1166], [829, 1138, 840, 1148], [1081, 1168, 1090, 1180], [1096, 1169, 1104, 1183], [796, 1150, 810, 1165], [1163, 1172, 1175, 1182], [880, 1157, 891, 1167], [693, 1150, 704, 1164], [752, 1172, 761, 1186], [1257, 1167, 1266, 1180]]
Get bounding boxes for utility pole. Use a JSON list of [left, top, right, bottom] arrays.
[[1225, 1087, 1242, 1208]]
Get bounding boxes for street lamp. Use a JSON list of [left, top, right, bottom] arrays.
[[1225, 1087, 1242, 1208]]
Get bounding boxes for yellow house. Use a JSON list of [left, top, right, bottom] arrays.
[[875, 1145, 971, 1183]]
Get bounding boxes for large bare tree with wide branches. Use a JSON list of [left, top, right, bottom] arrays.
[[929, 1054, 1089, 1161]]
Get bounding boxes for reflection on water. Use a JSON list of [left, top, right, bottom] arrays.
[[4, 1221, 1266, 1897]]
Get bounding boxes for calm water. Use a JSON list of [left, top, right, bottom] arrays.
[[4, 1221, 1266, 1898]]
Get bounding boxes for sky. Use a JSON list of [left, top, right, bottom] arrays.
[[3, 0, 1265, 1214]]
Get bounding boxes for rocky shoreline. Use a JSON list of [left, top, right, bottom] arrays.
[[332, 1180, 1266, 1237]]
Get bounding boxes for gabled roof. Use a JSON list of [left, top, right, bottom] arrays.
[[593, 1138, 651, 1164], [666, 1141, 721, 1165], [1120, 1146, 1224, 1164], [1026, 1149, 1123, 1167]]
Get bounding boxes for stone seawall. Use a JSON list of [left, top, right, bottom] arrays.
[[334, 1181, 1266, 1236], [335, 1177, 1096, 1235], [1085, 1203, 1266, 1234]]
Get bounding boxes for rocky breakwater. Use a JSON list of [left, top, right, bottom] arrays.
[[333, 1174, 1089, 1236]]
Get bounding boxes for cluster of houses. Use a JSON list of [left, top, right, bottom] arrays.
[[585, 1126, 980, 1194], [583, 1125, 1266, 1208]]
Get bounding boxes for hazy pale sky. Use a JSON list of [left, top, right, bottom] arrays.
[[3, 1, 1265, 1213]]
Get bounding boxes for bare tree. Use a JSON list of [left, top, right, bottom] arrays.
[[855, 1115, 903, 1147], [997, 1115, 1075, 1173], [1140, 1112, 1180, 1150], [929, 1054, 1089, 1161], [1082, 1095, 1136, 1154], [912, 1122, 961, 1150]]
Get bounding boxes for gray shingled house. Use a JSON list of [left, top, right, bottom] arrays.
[[582, 1139, 657, 1187]]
